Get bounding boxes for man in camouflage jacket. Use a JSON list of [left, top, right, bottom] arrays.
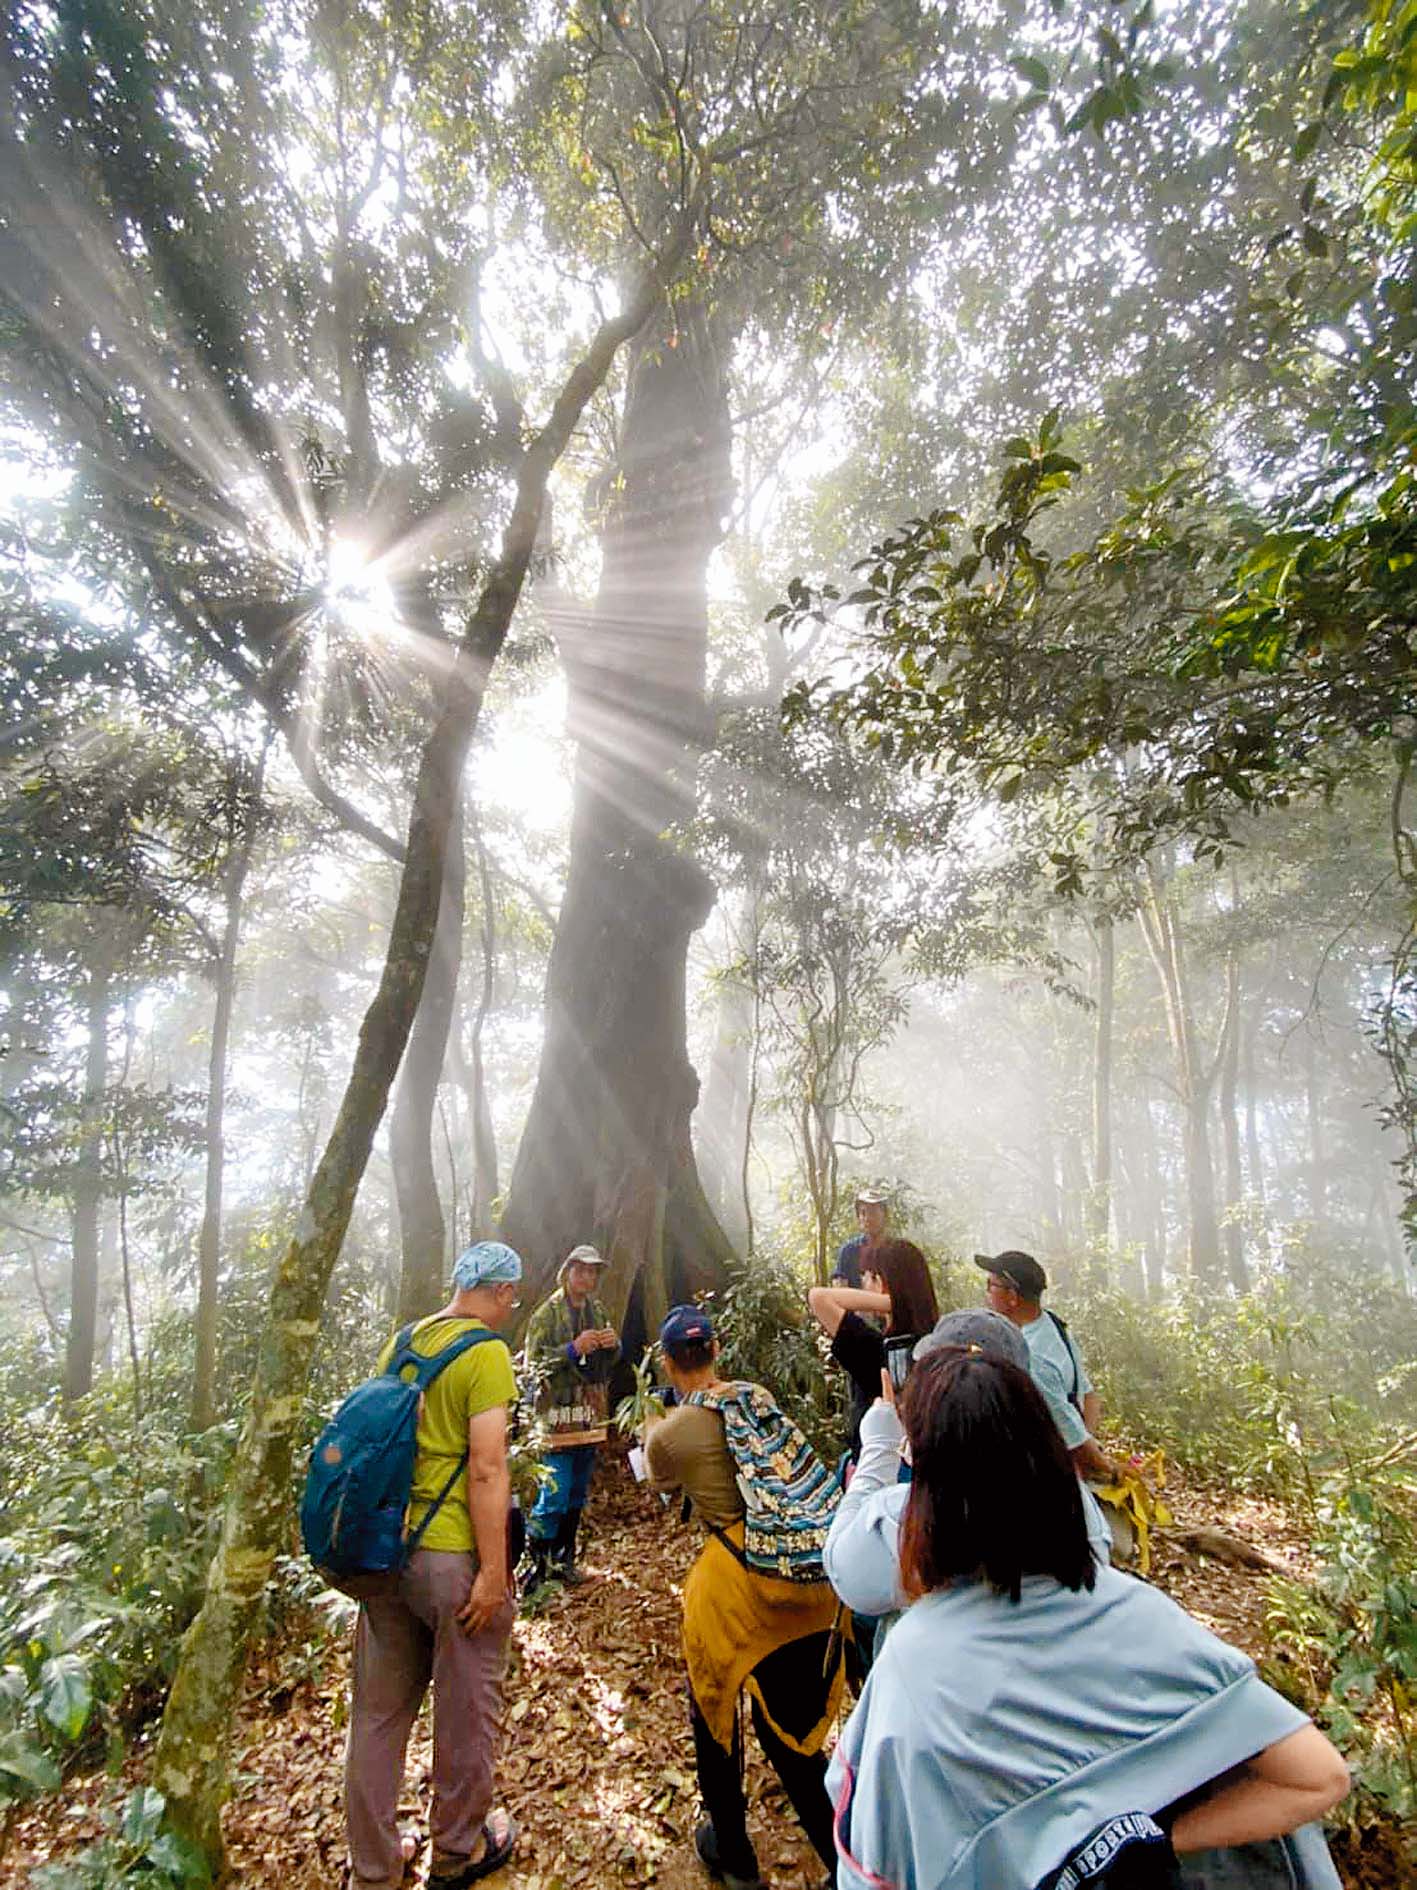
[[522, 1244, 620, 1585]]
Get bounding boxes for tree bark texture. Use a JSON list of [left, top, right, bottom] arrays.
[[391, 794, 465, 1323], [64, 947, 111, 1406], [502, 303, 736, 1332], [148, 221, 705, 1860]]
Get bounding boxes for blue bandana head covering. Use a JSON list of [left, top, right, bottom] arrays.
[[452, 1240, 523, 1291]]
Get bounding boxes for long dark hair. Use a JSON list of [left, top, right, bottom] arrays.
[[898, 1350, 1096, 1604], [870, 1238, 939, 1338]]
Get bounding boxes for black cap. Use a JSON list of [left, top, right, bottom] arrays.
[[974, 1250, 1048, 1299]]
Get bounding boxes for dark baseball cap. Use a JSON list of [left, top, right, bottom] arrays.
[[914, 1308, 1029, 1370], [659, 1304, 715, 1350], [974, 1250, 1048, 1299]]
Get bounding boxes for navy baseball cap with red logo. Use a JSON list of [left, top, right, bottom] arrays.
[[659, 1304, 715, 1349]]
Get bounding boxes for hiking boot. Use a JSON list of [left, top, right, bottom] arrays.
[[694, 1820, 767, 1890], [522, 1536, 557, 1591], [553, 1509, 592, 1585]]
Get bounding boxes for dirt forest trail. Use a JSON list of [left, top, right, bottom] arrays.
[[3, 1444, 1404, 1890]]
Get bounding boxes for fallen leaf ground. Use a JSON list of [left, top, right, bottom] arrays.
[[4, 1445, 1410, 1889]]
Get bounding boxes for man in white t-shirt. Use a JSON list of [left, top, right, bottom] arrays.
[[974, 1249, 1119, 1483]]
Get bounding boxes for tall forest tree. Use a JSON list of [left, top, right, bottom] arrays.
[[502, 0, 1029, 1321]]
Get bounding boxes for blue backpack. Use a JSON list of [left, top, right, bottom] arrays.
[[300, 1320, 501, 1596]]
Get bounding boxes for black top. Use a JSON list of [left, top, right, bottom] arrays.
[[831, 1310, 887, 1458]]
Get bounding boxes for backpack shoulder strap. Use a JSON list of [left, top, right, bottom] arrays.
[[388, 1320, 501, 1392], [1044, 1309, 1082, 1410]]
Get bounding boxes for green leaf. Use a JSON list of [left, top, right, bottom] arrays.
[[1009, 55, 1050, 91], [121, 1785, 167, 1847], [38, 1652, 91, 1743], [0, 1728, 62, 1794], [1301, 223, 1328, 258], [1293, 122, 1321, 163], [146, 1829, 213, 1886]]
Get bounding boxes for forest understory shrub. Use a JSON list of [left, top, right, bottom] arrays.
[[1070, 1258, 1417, 1498], [0, 1244, 391, 1829], [0, 1389, 232, 1816], [705, 1249, 845, 1459], [1264, 1452, 1417, 1834]]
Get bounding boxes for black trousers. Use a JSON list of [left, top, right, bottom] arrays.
[[689, 1632, 837, 1884]]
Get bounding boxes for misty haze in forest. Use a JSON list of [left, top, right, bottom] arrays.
[[2, 0, 1416, 1875]]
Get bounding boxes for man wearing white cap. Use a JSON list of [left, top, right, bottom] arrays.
[[522, 1243, 621, 1585], [345, 1240, 523, 1890], [832, 1187, 890, 1288]]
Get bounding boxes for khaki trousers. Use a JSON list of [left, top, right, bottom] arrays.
[[344, 1548, 514, 1890]]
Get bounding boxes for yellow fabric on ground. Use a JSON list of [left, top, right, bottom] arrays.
[[682, 1524, 844, 1754]]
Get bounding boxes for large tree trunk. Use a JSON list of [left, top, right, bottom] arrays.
[[501, 302, 736, 1331], [191, 750, 267, 1432], [148, 245, 696, 1861], [64, 945, 111, 1406], [390, 795, 465, 1322]]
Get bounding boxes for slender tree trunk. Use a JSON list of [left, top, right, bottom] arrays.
[[1060, 1128, 1089, 1253], [149, 239, 699, 1859], [502, 300, 736, 1330], [192, 747, 268, 1432], [740, 912, 763, 1258], [1219, 944, 1249, 1294], [695, 901, 755, 1252], [1137, 1094, 1167, 1300], [391, 795, 465, 1322], [1111, 1095, 1147, 1298], [1087, 912, 1114, 1263], [1138, 865, 1222, 1287], [467, 811, 500, 1234], [1303, 1028, 1327, 1227], [64, 946, 111, 1406], [1038, 1116, 1065, 1260], [1242, 1005, 1267, 1224]]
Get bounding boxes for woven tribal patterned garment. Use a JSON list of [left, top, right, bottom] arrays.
[[685, 1381, 841, 1582]]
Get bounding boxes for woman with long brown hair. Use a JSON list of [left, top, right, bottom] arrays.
[[808, 1237, 938, 1457], [827, 1350, 1349, 1890]]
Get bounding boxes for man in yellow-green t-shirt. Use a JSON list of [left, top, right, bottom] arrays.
[[345, 1241, 522, 1890]]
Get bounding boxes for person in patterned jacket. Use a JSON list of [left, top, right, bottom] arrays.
[[522, 1244, 620, 1586], [646, 1305, 844, 1890]]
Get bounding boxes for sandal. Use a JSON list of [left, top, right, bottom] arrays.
[[429, 1813, 518, 1888]]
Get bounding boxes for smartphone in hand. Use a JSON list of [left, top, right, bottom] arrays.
[[885, 1335, 915, 1393]]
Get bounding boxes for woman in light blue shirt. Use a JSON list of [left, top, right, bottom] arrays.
[[827, 1350, 1350, 1890]]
